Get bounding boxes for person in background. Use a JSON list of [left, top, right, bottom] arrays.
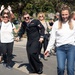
[[49, 18, 56, 55], [54, 12, 60, 21], [0, 9, 20, 69], [49, 18, 54, 27], [45, 4, 75, 75], [37, 12, 51, 60], [71, 11, 75, 20], [16, 12, 44, 74]]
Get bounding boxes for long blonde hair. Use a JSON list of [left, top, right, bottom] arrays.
[[71, 11, 75, 19], [37, 12, 45, 20], [58, 4, 73, 30]]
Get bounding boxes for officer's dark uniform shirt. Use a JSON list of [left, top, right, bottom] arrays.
[[18, 19, 44, 53], [18, 19, 44, 39]]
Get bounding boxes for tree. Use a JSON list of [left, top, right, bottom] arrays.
[[0, 0, 75, 18]]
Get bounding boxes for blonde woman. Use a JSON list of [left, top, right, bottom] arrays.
[[37, 12, 51, 60], [45, 4, 75, 75], [71, 11, 75, 20]]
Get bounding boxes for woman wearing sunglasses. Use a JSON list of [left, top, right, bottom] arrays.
[[0, 5, 15, 22], [45, 4, 75, 75], [37, 12, 51, 60], [0, 9, 20, 69]]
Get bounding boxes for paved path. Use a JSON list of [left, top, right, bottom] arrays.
[[1, 38, 72, 75], [13, 38, 57, 75]]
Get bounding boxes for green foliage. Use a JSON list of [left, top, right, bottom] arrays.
[[0, 0, 75, 17]]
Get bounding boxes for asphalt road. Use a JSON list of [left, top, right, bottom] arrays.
[[0, 38, 73, 75]]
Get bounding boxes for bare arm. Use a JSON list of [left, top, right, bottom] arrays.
[[13, 22, 21, 33]]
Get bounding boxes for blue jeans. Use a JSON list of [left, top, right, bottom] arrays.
[[56, 44, 75, 75]]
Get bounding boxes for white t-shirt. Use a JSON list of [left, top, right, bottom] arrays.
[[46, 20, 75, 51], [1, 21, 15, 43]]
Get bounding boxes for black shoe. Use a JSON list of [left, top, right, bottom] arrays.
[[6, 64, 12, 70], [3, 63, 7, 68], [37, 68, 43, 74], [37, 70, 43, 74], [29, 71, 36, 74]]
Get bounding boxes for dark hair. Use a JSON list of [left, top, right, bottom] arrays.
[[23, 11, 29, 16]]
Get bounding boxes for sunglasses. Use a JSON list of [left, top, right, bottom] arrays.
[[39, 15, 43, 18], [24, 17, 30, 20], [2, 16, 9, 18]]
